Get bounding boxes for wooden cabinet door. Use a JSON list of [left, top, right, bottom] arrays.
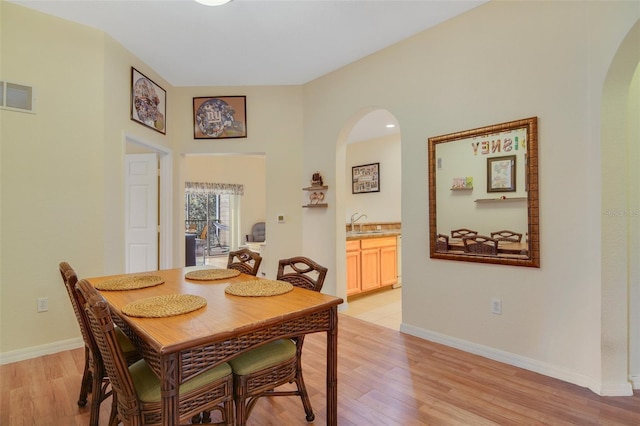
[[346, 249, 361, 296], [361, 248, 381, 291], [380, 245, 397, 286]]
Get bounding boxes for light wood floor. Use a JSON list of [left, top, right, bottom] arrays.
[[2, 314, 638, 425]]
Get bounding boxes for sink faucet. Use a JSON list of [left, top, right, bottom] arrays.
[[350, 212, 368, 232]]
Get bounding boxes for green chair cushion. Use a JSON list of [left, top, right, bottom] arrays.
[[115, 326, 137, 354], [228, 339, 296, 376], [129, 359, 231, 403]]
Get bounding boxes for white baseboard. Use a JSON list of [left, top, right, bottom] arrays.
[[399, 323, 634, 397], [598, 382, 635, 396], [0, 337, 84, 365], [630, 374, 640, 390]]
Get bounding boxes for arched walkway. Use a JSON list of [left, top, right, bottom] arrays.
[[601, 19, 639, 394]]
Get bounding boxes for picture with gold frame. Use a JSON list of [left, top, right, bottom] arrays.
[[487, 155, 516, 193]]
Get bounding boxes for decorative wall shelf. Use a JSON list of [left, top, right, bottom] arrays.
[[303, 185, 328, 208], [475, 197, 527, 203]]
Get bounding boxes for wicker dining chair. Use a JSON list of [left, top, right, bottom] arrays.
[[436, 234, 449, 252], [462, 235, 499, 255], [75, 279, 234, 426], [451, 228, 478, 239], [59, 262, 140, 426], [228, 256, 328, 426], [490, 230, 523, 243], [226, 248, 262, 276]]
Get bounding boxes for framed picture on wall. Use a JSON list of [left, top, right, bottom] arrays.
[[193, 96, 247, 139], [487, 155, 516, 192], [352, 162, 380, 194], [130, 67, 166, 134]]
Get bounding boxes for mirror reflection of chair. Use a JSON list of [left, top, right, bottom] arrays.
[[75, 279, 235, 426], [226, 248, 262, 276], [229, 256, 328, 426], [59, 262, 141, 426], [490, 230, 523, 243], [451, 228, 478, 239], [436, 234, 449, 252], [462, 235, 499, 255]]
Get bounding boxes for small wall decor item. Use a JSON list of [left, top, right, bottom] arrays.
[[451, 177, 473, 189], [131, 67, 166, 134], [487, 155, 516, 192], [309, 191, 325, 205], [310, 172, 324, 187], [352, 162, 380, 194], [193, 96, 247, 139]]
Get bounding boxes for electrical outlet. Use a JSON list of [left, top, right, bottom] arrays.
[[491, 298, 502, 315], [37, 297, 49, 313]]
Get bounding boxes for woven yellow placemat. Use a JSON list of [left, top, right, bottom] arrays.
[[185, 268, 241, 281], [225, 280, 293, 297], [122, 294, 207, 318], [94, 275, 165, 291]]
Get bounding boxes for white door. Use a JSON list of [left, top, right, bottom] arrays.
[[125, 154, 158, 272]]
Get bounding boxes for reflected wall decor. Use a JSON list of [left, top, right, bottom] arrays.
[[487, 155, 516, 193]]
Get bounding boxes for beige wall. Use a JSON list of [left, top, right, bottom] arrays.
[[1, 0, 638, 395], [345, 134, 401, 223], [303, 1, 639, 394], [173, 85, 305, 278], [0, 3, 304, 356], [1, 3, 107, 353]]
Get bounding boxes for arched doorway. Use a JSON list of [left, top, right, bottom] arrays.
[[600, 19, 639, 394], [336, 108, 403, 329]]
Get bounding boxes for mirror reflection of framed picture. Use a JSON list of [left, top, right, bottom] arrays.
[[352, 162, 380, 194], [130, 67, 166, 134], [487, 155, 516, 192]]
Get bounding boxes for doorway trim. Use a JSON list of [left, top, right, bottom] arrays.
[[335, 106, 400, 307], [599, 19, 639, 395], [124, 132, 173, 270]]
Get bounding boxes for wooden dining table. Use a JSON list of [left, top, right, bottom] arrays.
[[447, 239, 529, 256], [86, 267, 343, 426]]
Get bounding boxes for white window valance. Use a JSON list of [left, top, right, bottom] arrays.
[[185, 181, 244, 196]]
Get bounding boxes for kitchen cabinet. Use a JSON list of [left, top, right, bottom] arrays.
[[347, 236, 397, 296], [346, 240, 361, 296]]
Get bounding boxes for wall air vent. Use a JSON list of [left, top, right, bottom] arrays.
[[0, 81, 36, 113]]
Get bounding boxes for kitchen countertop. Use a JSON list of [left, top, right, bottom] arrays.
[[346, 230, 401, 241]]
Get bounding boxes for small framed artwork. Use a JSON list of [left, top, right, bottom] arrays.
[[130, 67, 166, 134], [352, 162, 380, 194], [193, 96, 247, 139], [487, 155, 516, 192]]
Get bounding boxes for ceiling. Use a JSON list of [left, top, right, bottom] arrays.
[[9, 0, 487, 141]]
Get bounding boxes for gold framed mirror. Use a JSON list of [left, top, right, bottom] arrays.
[[428, 117, 539, 267]]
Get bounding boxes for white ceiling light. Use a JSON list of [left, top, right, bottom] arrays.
[[385, 124, 396, 128], [194, 0, 233, 6]]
